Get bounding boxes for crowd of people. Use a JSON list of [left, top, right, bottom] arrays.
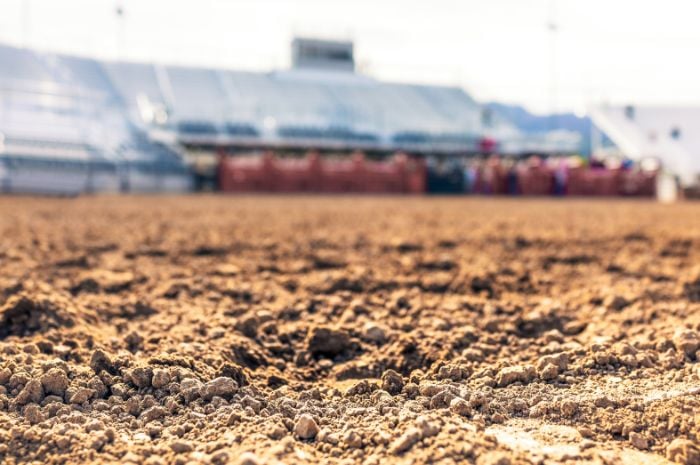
[[427, 155, 658, 197]]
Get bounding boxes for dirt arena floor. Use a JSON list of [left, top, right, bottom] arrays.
[[0, 196, 699, 465]]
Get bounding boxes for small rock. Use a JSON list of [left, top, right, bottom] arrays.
[[666, 438, 700, 465], [381, 370, 404, 396], [151, 369, 171, 389], [68, 387, 94, 405], [243, 396, 263, 414], [210, 450, 230, 465], [23, 343, 40, 354], [226, 411, 242, 426], [539, 363, 559, 380], [267, 424, 287, 440], [307, 326, 351, 357], [362, 322, 387, 344], [429, 388, 455, 409], [128, 367, 153, 389], [345, 379, 375, 396], [110, 382, 130, 399], [236, 314, 260, 339], [449, 398, 472, 417], [140, 406, 167, 423], [9, 372, 31, 389], [180, 378, 203, 403], [170, 440, 193, 454], [90, 350, 114, 374], [88, 376, 108, 399], [562, 321, 587, 335], [40, 368, 69, 396], [673, 330, 700, 359], [560, 399, 578, 418], [629, 432, 648, 450], [125, 331, 144, 351], [200, 377, 238, 400], [496, 365, 535, 387], [389, 427, 421, 455], [24, 404, 44, 424], [16, 379, 43, 405], [343, 430, 363, 449], [0, 368, 11, 385], [318, 428, 339, 445], [85, 419, 104, 432], [372, 430, 391, 445], [537, 352, 568, 372], [294, 414, 319, 440]]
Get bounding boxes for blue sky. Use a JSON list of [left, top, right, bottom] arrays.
[[2, 0, 699, 114]]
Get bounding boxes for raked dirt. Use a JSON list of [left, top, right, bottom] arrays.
[[0, 196, 699, 465]]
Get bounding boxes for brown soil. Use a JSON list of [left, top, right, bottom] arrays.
[[0, 196, 699, 465]]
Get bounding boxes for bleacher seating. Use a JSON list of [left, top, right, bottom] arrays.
[[0, 45, 52, 85], [224, 122, 259, 137], [0, 44, 191, 194], [165, 66, 229, 123], [102, 61, 168, 121]]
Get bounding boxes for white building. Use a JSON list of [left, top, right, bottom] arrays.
[[591, 105, 700, 186]]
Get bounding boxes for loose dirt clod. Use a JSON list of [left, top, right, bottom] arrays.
[[295, 414, 320, 439], [496, 365, 536, 387], [307, 326, 352, 357], [381, 369, 404, 395], [15, 379, 43, 405], [666, 438, 700, 465], [200, 377, 238, 400], [390, 428, 422, 455], [39, 368, 69, 396]]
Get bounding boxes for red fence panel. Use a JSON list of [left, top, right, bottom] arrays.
[[219, 152, 426, 194], [618, 170, 657, 197], [517, 165, 554, 196], [568, 168, 620, 196], [220, 153, 653, 197]]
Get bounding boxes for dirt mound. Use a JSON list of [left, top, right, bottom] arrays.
[[0, 293, 93, 339]]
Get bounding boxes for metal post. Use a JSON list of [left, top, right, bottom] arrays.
[[115, 1, 126, 59], [547, 0, 558, 132], [21, 0, 32, 48]]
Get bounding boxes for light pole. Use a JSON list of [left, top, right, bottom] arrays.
[[21, 0, 32, 48], [115, 1, 126, 59], [547, 0, 558, 132]]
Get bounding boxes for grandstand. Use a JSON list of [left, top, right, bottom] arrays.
[[0, 38, 581, 194]]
